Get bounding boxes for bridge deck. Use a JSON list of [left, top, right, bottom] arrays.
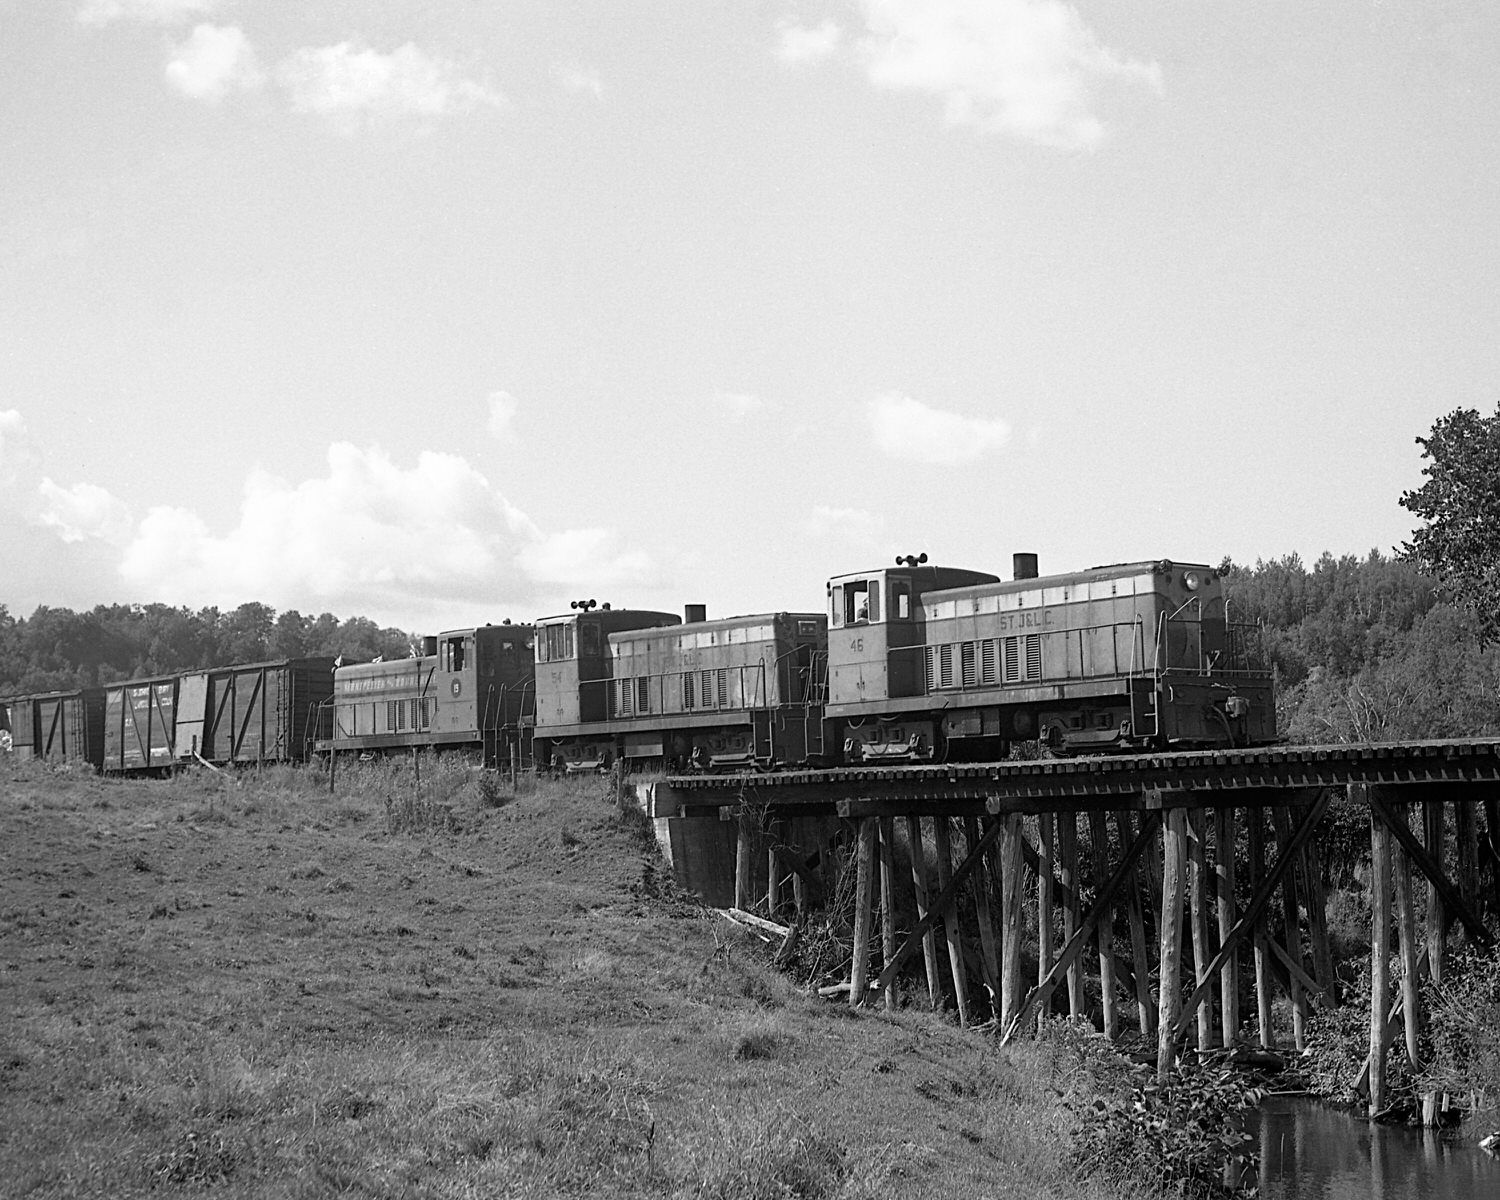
[[660, 738, 1500, 810]]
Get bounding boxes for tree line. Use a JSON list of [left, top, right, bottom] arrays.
[[1224, 550, 1499, 743], [0, 602, 415, 695], [3, 404, 1496, 729]]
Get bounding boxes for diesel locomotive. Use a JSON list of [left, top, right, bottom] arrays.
[[323, 622, 534, 768], [531, 602, 827, 773], [827, 553, 1273, 763]]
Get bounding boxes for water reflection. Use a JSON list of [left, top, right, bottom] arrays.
[[1255, 1096, 1500, 1199]]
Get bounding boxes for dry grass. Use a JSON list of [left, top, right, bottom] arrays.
[[1, 754, 1143, 1199]]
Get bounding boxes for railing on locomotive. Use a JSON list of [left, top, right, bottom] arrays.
[[886, 615, 1153, 693], [599, 660, 773, 719], [1156, 596, 1271, 677]]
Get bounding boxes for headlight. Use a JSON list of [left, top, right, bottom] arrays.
[[1184, 571, 1201, 591]]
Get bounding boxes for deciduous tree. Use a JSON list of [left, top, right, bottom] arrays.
[[1401, 406, 1500, 643]]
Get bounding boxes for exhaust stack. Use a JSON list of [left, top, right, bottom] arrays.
[[1013, 553, 1039, 581]]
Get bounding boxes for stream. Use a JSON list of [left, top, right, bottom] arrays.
[[1252, 1095, 1500, 1198]]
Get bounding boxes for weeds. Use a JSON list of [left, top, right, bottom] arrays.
[[148, 1127, 240, 1187], [1052, 1020, 1263, 1198]]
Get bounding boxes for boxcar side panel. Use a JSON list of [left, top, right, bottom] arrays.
[[176, 674, 211, 761], [105, 680, 178, 772]]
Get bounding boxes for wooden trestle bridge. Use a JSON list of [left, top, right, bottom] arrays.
[[648, 739, 1500, 1117]]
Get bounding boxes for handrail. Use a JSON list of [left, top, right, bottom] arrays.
[[583, 658, 830, 721]]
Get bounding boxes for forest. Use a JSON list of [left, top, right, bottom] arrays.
[[0, 601, 414, 695]]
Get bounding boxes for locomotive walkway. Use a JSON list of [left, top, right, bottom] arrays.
[[646, 738, 1500, 1121]]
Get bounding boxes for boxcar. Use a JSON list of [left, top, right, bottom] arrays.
[[176, 657, 336, 766], [326, 623, 535, 768], [103, 675, 180, 773], [532, 605, 681, 771], [827, 555, 1274, 762], [2, 689, 105, 769]]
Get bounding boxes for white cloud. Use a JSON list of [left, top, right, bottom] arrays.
[[515, 529, 653, 591], [777, 19, 843, 64], [0, 409, 28, 457], [166, 25, 264, 102], [804, 504, 884, 548], [554, 65, 605, 98], [854, 0, 1161, 149], [115, 443, 649, 614], [867, 393, 1010, 464], [278, 42, 503, 122], [0, 410, 35, 490], [486, 391, 519, 442], [77, 0, 217, 26], [36, 479, 134, 545]]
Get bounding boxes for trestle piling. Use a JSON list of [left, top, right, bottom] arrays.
[[647, 739, 1500, 1108]]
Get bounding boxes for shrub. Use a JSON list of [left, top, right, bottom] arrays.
[[1421, 945, 1500, 1108], [1052, 1021, 1263, 1198]]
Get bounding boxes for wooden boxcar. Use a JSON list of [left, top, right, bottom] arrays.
[[826, 555, 1274, 761], [102, 675, 180, 773], [2, 689, 105, 769], [325, 624, 534, 768], [176, 658, 336, 766]]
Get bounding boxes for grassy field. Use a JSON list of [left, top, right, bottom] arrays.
[[0, 756, 1147, 1199]]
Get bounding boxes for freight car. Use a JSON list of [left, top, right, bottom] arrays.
[[98, 657, 339, 773], [827, 553, 1273, 763], [177, 658, 336, 766], [535, 605, 828, 772], [1, 688, 105, 768], [321, 623, 535, 769]]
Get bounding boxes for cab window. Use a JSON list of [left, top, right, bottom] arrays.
[[890, 579, 911, 620], [841, 579, 880, 625], [538, 623, 574, 663], [580, 622, 602, 657], [443, 636, 467, 672]]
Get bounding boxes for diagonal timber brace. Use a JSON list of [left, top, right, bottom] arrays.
[[1369, 790, 1493, 951], [867, 816, 1006, 1000], [1170, 788, 1334, 1040], [999, 811, 1164, 1045]]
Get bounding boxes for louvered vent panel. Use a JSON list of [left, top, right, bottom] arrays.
[[1003, 637, 1019, 684], [961, 642, 976, 688], [981, 639, 997, 685], [1025, 634, 1042, 681]]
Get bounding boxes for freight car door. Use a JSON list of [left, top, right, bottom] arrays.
[[176, 673, 210, 761]]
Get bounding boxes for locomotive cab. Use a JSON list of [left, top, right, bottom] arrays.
[[533, 606, 680, 772], [827, 563, 1000, 763]]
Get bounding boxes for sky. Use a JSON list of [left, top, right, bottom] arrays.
[[2, 0, 1497, 635]]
